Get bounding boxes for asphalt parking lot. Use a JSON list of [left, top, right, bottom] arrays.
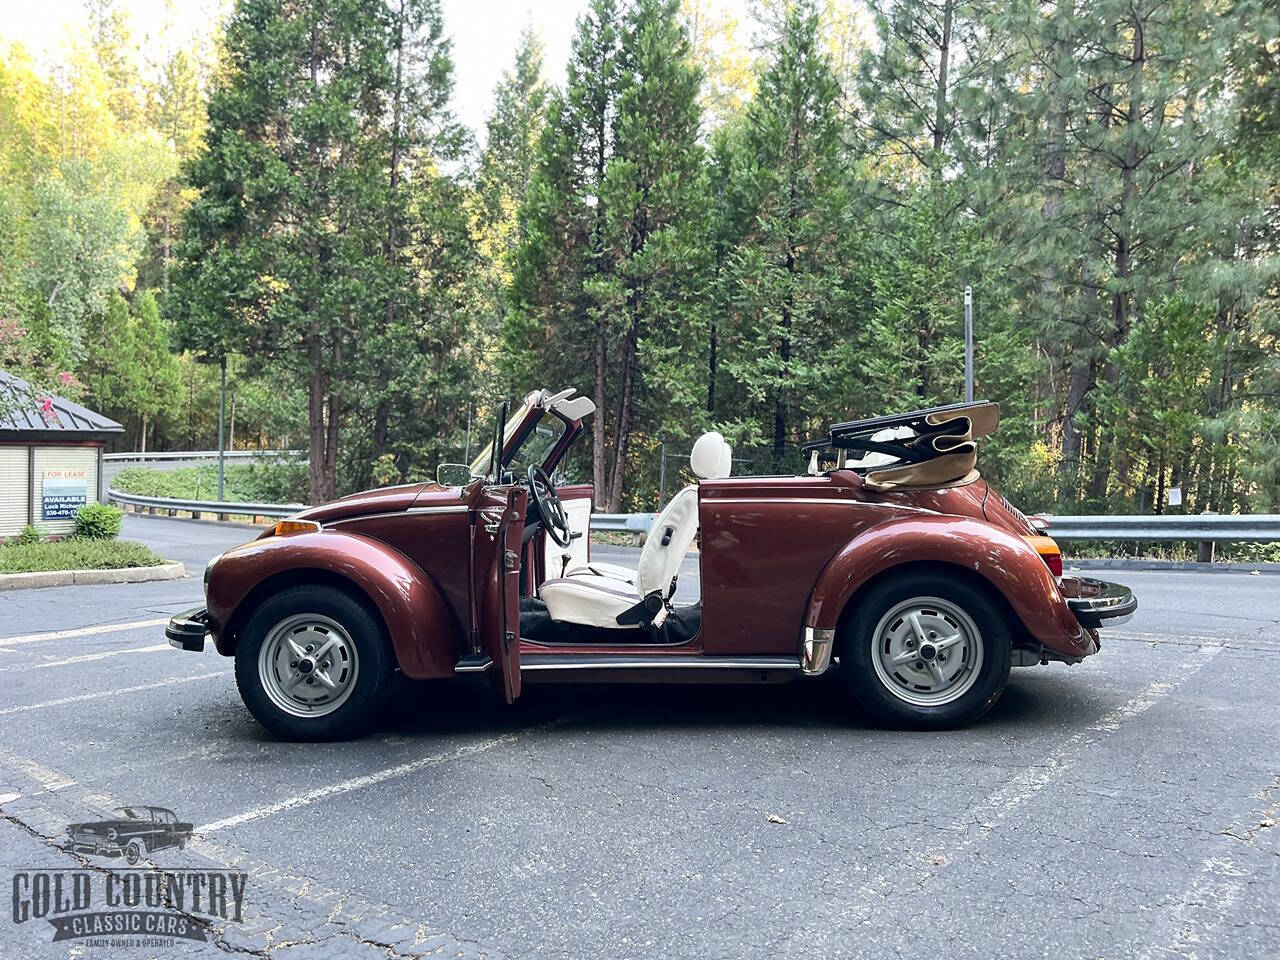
[[1, 514, 1278, 959]]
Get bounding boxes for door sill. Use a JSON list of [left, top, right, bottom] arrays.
[[519, 654, 800, 672]]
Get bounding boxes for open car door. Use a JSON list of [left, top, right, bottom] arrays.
[[474, 485, 528, 702]]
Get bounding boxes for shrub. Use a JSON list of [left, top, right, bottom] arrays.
[[12, 524, 44, 545], [0, 539, 166, 573], [74, 502, 124, 540]]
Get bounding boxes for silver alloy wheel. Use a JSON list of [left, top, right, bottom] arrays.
[[869, 596, 984, 707], [257, 613, 360, 719]]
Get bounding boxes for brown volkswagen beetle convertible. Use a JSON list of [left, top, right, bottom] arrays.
[[167, 387, 1135, 739]]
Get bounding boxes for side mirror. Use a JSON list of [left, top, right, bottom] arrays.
[[436, 463, 473, 487]]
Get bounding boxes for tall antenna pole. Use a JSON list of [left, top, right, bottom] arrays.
[[964, 286, 974, 402]]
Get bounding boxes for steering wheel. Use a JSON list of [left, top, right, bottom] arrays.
[[527, 465, 572, 548]]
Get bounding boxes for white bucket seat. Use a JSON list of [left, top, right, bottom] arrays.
[[539, 432, 731, 629]]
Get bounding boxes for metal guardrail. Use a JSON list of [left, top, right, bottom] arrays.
[[109, 489, 303, 520], [106, 487, 1280, 544], [105, 449, 302, 462], [1042, 514, 1280, 542], [590, 513, 656, 534]]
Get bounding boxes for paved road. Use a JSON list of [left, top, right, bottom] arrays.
[[1, 515, 1277, 959]]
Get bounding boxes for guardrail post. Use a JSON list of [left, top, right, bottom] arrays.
[[1197, 510, 1216, 563]]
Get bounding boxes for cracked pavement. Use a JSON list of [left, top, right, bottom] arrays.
[[0, 514, 1277, 959]]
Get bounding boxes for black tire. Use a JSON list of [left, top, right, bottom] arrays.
[[234, 584, 395, 741], [839, 572, 1012, 729], [125, 840, 144, 865]]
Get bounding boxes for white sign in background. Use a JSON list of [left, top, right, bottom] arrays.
[[42, 469, 88, 520]]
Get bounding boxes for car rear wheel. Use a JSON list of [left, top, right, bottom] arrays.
[[839, 573, 1011, 729], [234, 584, 394, 741]]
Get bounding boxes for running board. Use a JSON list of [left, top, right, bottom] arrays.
[[454, 654, 493, 673], [519, 654, 801, 672]]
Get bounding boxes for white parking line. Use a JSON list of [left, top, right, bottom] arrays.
[[198, 724, 563, 834], [931, 643, 1224, 864], [0, 670, 232, 715], [0, 644, 173, 673], [0, 617, 172, 648], [0, 747, 76, 792]]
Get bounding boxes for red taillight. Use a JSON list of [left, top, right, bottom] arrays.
[[1024, 535, 1063, 577]]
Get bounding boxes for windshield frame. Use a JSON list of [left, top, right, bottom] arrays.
[[467, 398, 574, 480]]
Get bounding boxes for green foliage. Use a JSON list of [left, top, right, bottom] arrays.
[[13, 524, 44, 545], [112, 461, 310, 505], [0, 538, 165, 574], [508, 0, 710, 509], [73, 502, 124, 540], [1, 0, 1277, 521]]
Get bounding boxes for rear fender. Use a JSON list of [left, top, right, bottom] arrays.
[[805, 514, 1089, 657], [206, 530, 463, 679]]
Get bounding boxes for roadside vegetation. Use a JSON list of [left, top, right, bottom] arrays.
[[0, 538, 166, 574], [0, 504, 166, 574], [111, 462, 308, 505], [1, 0, 1276, 519]]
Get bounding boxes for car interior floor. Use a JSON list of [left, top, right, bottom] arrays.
[[518, 596, 702, 645]]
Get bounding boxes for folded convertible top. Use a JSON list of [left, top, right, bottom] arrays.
[[804, 401, 1000, 490]]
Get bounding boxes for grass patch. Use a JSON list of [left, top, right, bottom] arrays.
[[0, 539, 168, 574], [112, 460, 308, 505]]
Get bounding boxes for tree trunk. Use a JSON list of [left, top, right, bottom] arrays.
[[706, 319, 717, 415], [606, 319, 639, 512], [307, 334, 328, 505], [139, 412, 147, 454], [592, 318, 607, 501], [931, 0, 954, 173], [373, 399, 390, 457]]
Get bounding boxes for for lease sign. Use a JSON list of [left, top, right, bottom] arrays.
[[42, 469, 88, 520]]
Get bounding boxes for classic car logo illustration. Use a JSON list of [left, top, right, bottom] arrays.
[[66, 805, 192, 865], [8, 806, 246, 946], [11, 869, 246, 945]]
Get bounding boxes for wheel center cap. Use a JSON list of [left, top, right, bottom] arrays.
[[297, 657, 315, 675], [919, 644, 937, 661]]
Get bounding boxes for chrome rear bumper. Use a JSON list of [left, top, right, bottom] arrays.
[[1063, 578, 1137, 628]]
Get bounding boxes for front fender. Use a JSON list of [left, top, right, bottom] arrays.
[[205, 530, 463, 679], [805, 515, 1089, 658]]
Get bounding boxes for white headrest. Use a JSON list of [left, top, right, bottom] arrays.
[[690, 432, 731, 480]]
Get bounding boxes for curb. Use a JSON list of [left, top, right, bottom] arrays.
[[0, 562, 187, 592]]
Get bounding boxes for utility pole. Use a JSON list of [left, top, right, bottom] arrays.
[[217, 356, 227, 501], [964, 286, 974, 403]]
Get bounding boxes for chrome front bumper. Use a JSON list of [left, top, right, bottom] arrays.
[[1063, 578, 1137, 628], [166, 607, 209, 651]]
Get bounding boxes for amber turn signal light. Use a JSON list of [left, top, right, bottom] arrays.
[[273, 519, 321, 536], [1023, 534, 1063, 577]]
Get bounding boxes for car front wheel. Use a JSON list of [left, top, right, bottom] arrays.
[[839, 573, 1012, 729], [234, 584, 394, 741]]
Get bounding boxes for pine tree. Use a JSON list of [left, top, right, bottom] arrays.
[[508, 0, 708, 510], [174, 0, 396, 503], [717, 0, 851, 469]]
